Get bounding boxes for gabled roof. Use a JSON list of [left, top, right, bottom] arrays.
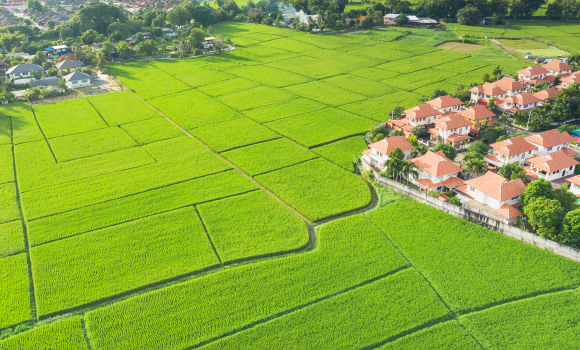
[[384, 13, 400, 19], [464, 171, 526, 202], [524, 129, 575, 148], [409, 151, 462, 177], [561, 147, 579, 157], [532, 87, 560, 101], [446, 133, 471, 142], [517, 65, 550, 76], [566, 175, 580, 187], [55, 59, 83, 70], [5, 63, 43, 74], [542, 59, 573, 73], [527, 150, 579, 173], [502, 92, 541, 106], [63, 71, 91, 82], [494, 76, 527, 91], [404, 104, 441, 119], [490, 136, 537, 156], [496, 203, 524, 219], [368, 135, 413, 155], [469, 82, 507, 96], [426, 95, 464, 109], [460, 105, 496, 121], [433, 113, 471, 130]]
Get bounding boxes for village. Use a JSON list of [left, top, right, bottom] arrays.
[[362, 58, 580, 226]]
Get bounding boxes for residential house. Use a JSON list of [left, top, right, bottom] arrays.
[[404, 104, 441, 126], [498, 91, 542, 114], [566, 175, 580, 196], [43, 45, 71, 57], [429, 113, 472, 147], [524, 129, 575, 155], [469, 82, 507, 104], [526, 150, 579, 181], [57, 53, 81, 62], [408, 151, 464, 192], [459, 105, 496, 130], [494, 76, 528, 96], [426, 95, 464, 113], [361, 136, 413, 171], [5, 64, 43, 80], [0, 61, 9, 70], [142, 32, 151, 40], [460, 171, 526, 224], [542, 59, 573, 76], [204, 37, 215, 49], [558, 72, 580, 89], [517, 65, 555, 86], [29, 77, 59, 87], [6, 52, 34, 61], [484, 136, 538, 167], [532, 87, 560, 105], [55, 59, 83, 70], [63, 71, 91, 88], [383, 13, 400, 25], [247, 9, 263, 15]]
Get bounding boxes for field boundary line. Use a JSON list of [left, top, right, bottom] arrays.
[[9, 116, 38, 323], [80, 315, 94, 350], [28, 105, 58, 164], [250, 158, 319, 177], [212, 136, 283, 153], [114, 125, 162, 162], [183, 266, 412, 350], [29, 189, 261, 248], [365, 215, 485, 349], [85, 99, 110, 127], [194, 206, 223, 265]]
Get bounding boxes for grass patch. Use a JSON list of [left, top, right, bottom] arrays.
[[338, 91, 421, 122], [434, 58, 490, 73], [112, 68, 192, 100], [267, 56, 344, 79], [216, 86, 297, 111], [0, 183, 20, 224], [0, 144, 14, 185], [0, 103, 43, 144], [322, 74, 400, 98], [228, 65, 312, 87], [260, 37, 319, 53], [378, 320, 480, 350], [376, 50, 468, 74], [152, 60, 235, 87], [0, 254, 31, 328], [385, 68, 457, 91], [412, 82, 459, 97], [0, 221, 24, 258], [196, 77, 261, 96], [311, 136, 367, 172], [349, 67, 400, 81], [348, 43, 415, 61]]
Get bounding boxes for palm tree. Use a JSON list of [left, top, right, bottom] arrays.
[[463, 158, 486, 179], [402, 161, 419, 186], [387, 158, 404, 182]]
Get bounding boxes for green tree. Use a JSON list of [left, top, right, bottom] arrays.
[[430, 89, 447, 100], [554, 183, 578, 213], [77, 2, 126, 34], [457, 5, 481, 25], [46, 20, 55, 29], [463, 158, 486, 179], [498, 163, 527, 182], [411, 125, 429, 141], [467, 140, 489, 155], [561, 210, 580, 247], [115, 41, 133, 59], [525, 198, 564, 240], [396, 13, 409, 26], [189, 28, 206, 49], [80, 29, 98, 45], [411, 144, 428, 157], [433, 142, 458, 161], [400, 160, 419, 185], [27, 0, 43, 13], [558, 124, 577, 133], [390, 130, 404, 137], [521, 178, 554, 207]]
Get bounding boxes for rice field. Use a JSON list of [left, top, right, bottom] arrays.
[[2, 21, 580, 349]]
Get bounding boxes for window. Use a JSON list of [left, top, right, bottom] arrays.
[[571, 166, 574, 170], [521, 154, 525, 159], [511, 196, 519, 200], [469, 186, 475, 191], [528, 151, 531, 154]]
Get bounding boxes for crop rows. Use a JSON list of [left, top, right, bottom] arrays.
[[0, 221, 24, 258], [34, 99, 107, 138], [87, 90, 161, 126], [0, 254, 31, 328], [0, 316, 88, 350]]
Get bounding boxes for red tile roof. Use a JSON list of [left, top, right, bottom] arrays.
[[362, 149, 371, 156], [441, 176, 464, 188], [404, 104, 441, 119], [502, 92, 542, 106], [368, 135, 413, 155], [490, 136, 537, 156], [409, 151, 463, 177], [460, 105, 496, 121], [433, 113, 472, 130], [566, 175, 580, 186], [524, 165, 539, 180], [415, 178, 438, 189], [518, 65, 550, 76], [526, 75, 556, 85], [532, 87, 560, 101], [542, 59, 573, 73], [446, 133, 471, 142], [494, 77, 527, 91], [495, 203, 524, 219], [561, 147, 579, 157], [426, 95, 464, 109], [484, 154, 500, 162], [524, 129, 575, 148], [469, 82, 507, 96], [464, 171, 526, 201], [527, 150, 579, 173]]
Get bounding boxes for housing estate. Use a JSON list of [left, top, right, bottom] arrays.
[[498, 92, 542, 114], [517, 65, 555, 86], [5, 64, 43, 79], [532, 87, 560, 104], [426, 95, 464, 113], [361, 136, 412, 171], [408, 151, 464, 192]]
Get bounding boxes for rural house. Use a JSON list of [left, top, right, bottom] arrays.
[[459, 105, 496, 128], [459, 171, 526, 224], [426, 95, 464, 113], [5, 64, 43, 79], [43, 45, 71, 58], [484, 136, 537, 167], [494, 77, 528, 96], [383, 13, 400, 25], [542, 59, 573, 76], [429, 113, 472, 147], [408, 151, 464, 192], [204, 37, 215, 49], [558, 72, 580, 89], [498, 92, 542, 114], [525, 150, 579, 181], [469, 82, 507, 104], [532, 87, 560, 104], [404, 104, 441, 126], [362, 136, 412, 170], [517, 66, 554, 86], [524, 129, 575, 156], [63, 71, 91, 88], [55, 59, 83, 70]]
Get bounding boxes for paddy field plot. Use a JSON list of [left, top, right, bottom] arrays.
[[33, 98, 107, 138], [282, 81, 366, 106], [87, 90, 161, 125], [311, 136, 368, 172], [0, 221, 24, 259], [242, 98, 327, 124]]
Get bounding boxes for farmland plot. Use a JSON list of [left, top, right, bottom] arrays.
[[196, 77, 261, 96], [302, 49, 383, 72], [267, 56, 344, 79], [215, 86, 297, 111], [283, 81, 366, 106], [0, 254, 31, 328], [0, 316, 88, 350], [0, 183, 20, 224], [0, 221, 24, 258], [385, 68, 457, 91], [260, 37, 319, 53], [228, 65, 311, 87], [377, 50, 468, 74], [348, 44, 415, 61], [112, 68, 191, 100], [242, 98, 327, 124], [0, 144, 14, 185], [322, 74, 400, 98], [0, 103, 42, 144], [152, 61, 235, 87], [120, 118, 184, 145], [378, 321, 480, 350], [33, 99, 107, 138], [190, 118, 280, 152], [311, 136, 367, 171], [338, 91, 421, 122], [349, 67, 400, 81], [88, 90, 161, 125]]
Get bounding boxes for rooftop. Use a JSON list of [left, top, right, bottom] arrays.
[[464, 171, 526, 202], [542, 59, 573, 72], [459, 105, 496, 121], [502, 92, 542, 106], [524, 129, 575, 148], [469, 82, 507, 96], [367, 135, 413, 155], [404, 104, 441, 120], [494, 77, 527, 91], [518, 65, 550, 76], [426, 95, 464, 109], [409, 151, 463, 177], [433, 113, 472, 130], [527, 150, 579, 173], [490, 136, 537, 156], [532, 87, 560, 101]]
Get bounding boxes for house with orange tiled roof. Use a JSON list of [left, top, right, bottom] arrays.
[[532, 87, 560, 105], [404, 104, 441, 126], [517, 65, 555, 87], [566, 175, 580, 196], [542, 59, 573, 76], [408, 151, 464, 192], [484, 136, 537, 167], [469, 82, 507, 104], [361, 136, 413, 171], [558, 71, 580, 89], [494, 77, 528, 96], [524, 129, 575, 156], [459, 105, 496, 131], [429, 113, 472, 147], [459, 171, 526, 224], [497, 91, 542, 115], [426, 95, 464, 113], [526, 150, 579, 181]]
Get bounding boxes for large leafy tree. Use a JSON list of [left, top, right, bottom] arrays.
[[498, 163, 527, 182], [521, 178, 554, 207], [433, 142, 457, 161], [467, 140, 488, 155], [525, 198, 564, 240], [561, 210, 580, 247], [77, 3, 126, 35], [553, 183, 578, 213], [457, 5, 481, 25]]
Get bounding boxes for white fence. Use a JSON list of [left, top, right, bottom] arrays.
[[371, 169, 580, 262]]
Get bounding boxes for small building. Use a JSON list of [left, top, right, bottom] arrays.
[[0, 61, 9, 70], [43, 45, 71, 57], [362, 136, 413, 171], [383, 13, 400, 25], [534, 56, 545, 64], [6, 52, 34, 61], [484, 136, 537, 167], [55, 59, 83, 70], [408, 151, 464, 192], [524, 52, 535, 59], [29, 77, 59, 87], [5, 64, 43, 80], [459, 171, 526, 224], [426, 95, 464, 113], [429, 113, 472, 147], [247, 9, 263, 15], [524, 129, 575, 156], [459, 105, 496, 129], [526, 150, 579, 181], [498, 91, 542, 114], [204, 37, 215, 49], [558, 72, 580, 89], [142, 32, 151, 40], [542, 59, 573, 76], [517, 65, 555, 87], [63, 71, 91, 88], [494, 77, 528, 96], [469, 82, 507, 104]]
